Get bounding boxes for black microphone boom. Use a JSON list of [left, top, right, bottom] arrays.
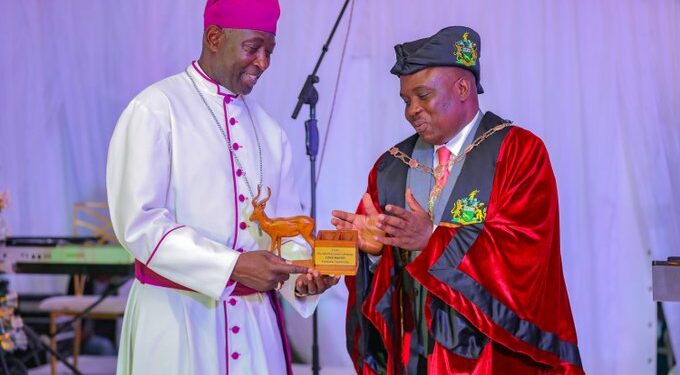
[[291, 0, 351, 120]]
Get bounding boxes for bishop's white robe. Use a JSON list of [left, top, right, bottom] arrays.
[[107, 62, 317, 375]]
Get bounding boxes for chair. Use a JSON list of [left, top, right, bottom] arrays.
[[39, 202, 127, 375]]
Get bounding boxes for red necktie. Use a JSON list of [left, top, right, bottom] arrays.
[[435, 146, 452, 188]]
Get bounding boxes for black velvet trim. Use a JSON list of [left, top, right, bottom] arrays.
[[429, 266, 582, 367], [429, 296, 488, 358]]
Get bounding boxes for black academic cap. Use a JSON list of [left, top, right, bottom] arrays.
[[391, 26, 484, 94]]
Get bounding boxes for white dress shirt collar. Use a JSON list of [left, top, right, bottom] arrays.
[[433, 110, 482, 168]]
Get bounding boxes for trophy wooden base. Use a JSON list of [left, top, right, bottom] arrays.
[[290, 259, 314, 268], [289, 230, 358, 276]]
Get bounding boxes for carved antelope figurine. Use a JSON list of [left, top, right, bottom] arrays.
[[249, 185, 315, 256]]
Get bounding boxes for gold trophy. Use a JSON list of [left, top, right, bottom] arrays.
[[249, 186, 357, 275]]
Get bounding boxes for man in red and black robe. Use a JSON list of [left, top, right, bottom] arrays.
[[332, 26, 583, 374]]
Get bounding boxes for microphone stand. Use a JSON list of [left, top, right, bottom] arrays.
[[291, 1, 351, 374]]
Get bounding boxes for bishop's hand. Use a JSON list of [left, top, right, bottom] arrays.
[[231, 250, 309, 291], [294, 269, 340, 297]]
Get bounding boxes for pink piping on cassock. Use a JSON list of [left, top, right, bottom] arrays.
[[136, 225, 191, 291], [191, 60, 295, 374], [190, 60, 240, 249], [223, 301, 229, 375], [191, 60, 239, 374], [145, 225, 186, 265]]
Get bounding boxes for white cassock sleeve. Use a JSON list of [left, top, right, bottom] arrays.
[[107, 97, 237, 301]]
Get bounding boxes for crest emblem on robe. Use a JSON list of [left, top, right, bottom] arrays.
[[454, 32, 478, 67], [450, 190, 486, 225]]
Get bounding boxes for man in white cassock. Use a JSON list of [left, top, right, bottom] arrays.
[[106, 0, 338, 374]]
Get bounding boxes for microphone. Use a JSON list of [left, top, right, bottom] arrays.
[[292, 75, 319, 120]]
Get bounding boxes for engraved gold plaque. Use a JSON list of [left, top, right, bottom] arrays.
[[312, 230, 358, 276], [288, 230, 358, 276]]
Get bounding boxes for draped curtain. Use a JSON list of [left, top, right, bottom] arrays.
[[1, 1, 678, 373]]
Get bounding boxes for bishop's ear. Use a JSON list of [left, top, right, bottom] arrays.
[[204, 25, 225, 53]]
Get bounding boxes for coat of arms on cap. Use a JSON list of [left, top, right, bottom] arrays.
[[454, 32, 478, 67], [450, 190, 486, 225]]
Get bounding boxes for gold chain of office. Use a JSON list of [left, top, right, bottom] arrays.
[[388, 123, 511, 217], [389, 123, 510, 179]]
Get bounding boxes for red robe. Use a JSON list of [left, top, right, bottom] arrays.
[[346, 112, 584, 374]]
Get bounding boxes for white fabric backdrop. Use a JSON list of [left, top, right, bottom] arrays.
[[1, 1, 678, 373]]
